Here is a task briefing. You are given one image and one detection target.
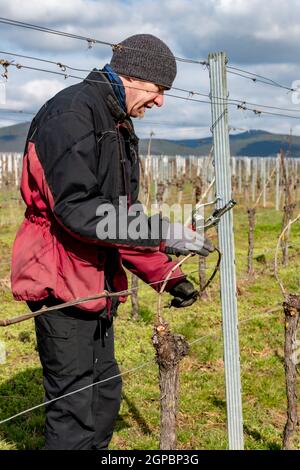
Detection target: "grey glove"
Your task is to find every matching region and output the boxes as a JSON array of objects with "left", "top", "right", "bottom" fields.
[{"left": 164, "top": 222, "right": 214, "bottom": 257}]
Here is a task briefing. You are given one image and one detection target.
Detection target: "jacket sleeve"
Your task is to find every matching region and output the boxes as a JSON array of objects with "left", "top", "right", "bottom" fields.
[
  {"left": 36, "top": 111, "right": 163, "bottom": 248},
  {"left": 119, "top": 247, "right": 186, "bottom": 292}
]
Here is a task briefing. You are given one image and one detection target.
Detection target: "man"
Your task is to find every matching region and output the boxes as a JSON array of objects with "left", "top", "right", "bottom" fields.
[{"left": 11, "top": 34, "right": 214, "bottom": 450}]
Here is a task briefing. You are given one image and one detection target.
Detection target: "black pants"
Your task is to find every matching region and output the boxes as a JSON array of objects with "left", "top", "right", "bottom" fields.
[{"left": 28, "top": 298, "right": 122, "bottom": 450}]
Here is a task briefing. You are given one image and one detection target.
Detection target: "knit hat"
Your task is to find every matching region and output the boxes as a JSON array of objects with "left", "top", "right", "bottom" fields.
[{"left": 110, "top": 34, "right": 177, "bottom": 90}]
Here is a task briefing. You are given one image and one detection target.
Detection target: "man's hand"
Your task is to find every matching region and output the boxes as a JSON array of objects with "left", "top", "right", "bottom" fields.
[
  {"left": 164, "top": 222, "right": 214, "bottom": 257},
  {"left": 169, "top": 280, "right": 198, "bottom": 308}
]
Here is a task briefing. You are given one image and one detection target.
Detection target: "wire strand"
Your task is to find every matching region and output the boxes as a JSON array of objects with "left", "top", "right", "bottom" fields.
[
  {"left": 0, "top": 49, "right": 212, "bottom": 99},
  {"left": 0, "top": 17, "right": 207, "bottom": 66},
  {"left": 3, "top": 59, "right": 300, "bottom": 120},
  {"left": 227, "top": 65, "right": 296, "bottom": 91},
  {"left": 2, "top": 49, "right": 300, "bottom": 116},
  {"left": 0, "top": 360, "right": 155, "bottom": 424},
  {"left": 0, "top": 60, "right": 217, "bottom": 106},
  {"left": 0, "top": 259, "right": 220, "bottom": 327},
  {"left": 227, "top": 68, "right": 296, "bottom": 93},
  {"left": 0, "top": 306, "right": 281, "bottom": 425}
]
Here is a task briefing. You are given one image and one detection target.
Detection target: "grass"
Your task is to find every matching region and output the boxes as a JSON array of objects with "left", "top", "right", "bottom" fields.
[{"left": 0, "top": 189, "right": 299, "bottom": 450}]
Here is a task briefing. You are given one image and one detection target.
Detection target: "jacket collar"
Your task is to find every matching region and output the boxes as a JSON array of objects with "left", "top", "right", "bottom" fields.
[
  {"left": 85, "top": 69, "right": 127, "bottom": 122},
  {"left": 84, "top": 69, "right": 139, "bottom": 144},
  {"left": 103, "top": 64, "right": 126, "bottom": 112}
]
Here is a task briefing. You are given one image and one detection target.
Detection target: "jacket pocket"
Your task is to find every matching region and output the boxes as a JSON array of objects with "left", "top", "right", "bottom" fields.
[
  {"left": 56, "top": 231, "right": 107, "bottom": 312},
  {"left": 35, "top": 312, "right": 78, "bottom": 376},
  {"left": 11, "top": 219, "right": 57, "bottom": 301}
]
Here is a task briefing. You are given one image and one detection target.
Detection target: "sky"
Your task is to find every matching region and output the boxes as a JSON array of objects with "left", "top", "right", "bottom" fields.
[{"left": 0, "top": 0, "right": 300, "bottom": 139}]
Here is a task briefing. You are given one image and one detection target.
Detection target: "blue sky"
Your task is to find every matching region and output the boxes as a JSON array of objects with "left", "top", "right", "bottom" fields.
[{"left": 0, "top": 0, "right": 300, "bottom": 139}]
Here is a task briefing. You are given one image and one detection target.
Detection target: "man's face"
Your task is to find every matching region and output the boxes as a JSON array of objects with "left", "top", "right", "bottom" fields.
[{"left": 121, "top": 78, "right": 165, "bottom": 118}]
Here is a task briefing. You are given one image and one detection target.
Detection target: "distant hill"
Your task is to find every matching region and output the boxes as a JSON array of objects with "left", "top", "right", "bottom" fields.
[
  {"left": 1, "top": 122, "right": 300, "bottom": 157},
  {"left": 0, "top": 122, "right": 31, "bottom": 153},
  {"left": 138, "top": 130, "right": 300, "bottom": 156}
]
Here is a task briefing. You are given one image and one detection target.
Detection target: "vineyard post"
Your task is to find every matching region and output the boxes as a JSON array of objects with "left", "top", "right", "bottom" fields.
[
  {"left": 209, "top": 51, "right": 244, "bottom": 450},
  {"left": 275, "top": 153, "right": 281, "bottom": 211},
  {"left": 261, "top": 158, "right": 266, "bottom": 208},
  {"left": 238, "top": 157, "right": 242, "bottom": 194},
  {"left": 251, "top": 158, "right": 257, "bottom": 202}
]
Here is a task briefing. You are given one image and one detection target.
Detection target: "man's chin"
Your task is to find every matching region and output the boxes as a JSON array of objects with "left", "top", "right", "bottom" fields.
[{"left": 131, "top": 108, "right": 145, "bottom": 119}]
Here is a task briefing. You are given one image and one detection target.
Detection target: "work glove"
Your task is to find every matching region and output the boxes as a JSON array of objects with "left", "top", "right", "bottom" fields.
[
  {"left": 169, "top": 280, "right": 198, "bottom": 308},
  {"left": 164, "top": 222, "right": 214, "bottom": 257}
]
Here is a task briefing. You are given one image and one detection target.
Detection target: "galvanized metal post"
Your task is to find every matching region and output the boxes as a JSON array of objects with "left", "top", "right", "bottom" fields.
[
  {"left": 251, "top": 158, "right": 257, "bottom": 202},
  {"left": 261, "top": 158, "right": 266, "bottom": 208},
  {"left": 275, "top": 153, "right": 281, "bottom": 211},
  {"left": 208, "top": 52, "right": 244, "bottom": 450},
  {"left": 296, "top": 159, "right": 299, "bottom": 202},
  {"left": 238, "top": 158, "right": 242, "bottom": 194}
]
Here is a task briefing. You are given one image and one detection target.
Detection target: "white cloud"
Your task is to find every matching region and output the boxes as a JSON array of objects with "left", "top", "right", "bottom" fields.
[
  {"left": 216, "top": 0, "right": 253, "bottom": 14},
  {"left": 1, "top": 0, "right": 126, "bottom": 25},
  {"left": 20, "top": 79, "right": 65, "bottom": 104},
  {"left": 4, "top": 78, "right": 65, "bottom": 111}
]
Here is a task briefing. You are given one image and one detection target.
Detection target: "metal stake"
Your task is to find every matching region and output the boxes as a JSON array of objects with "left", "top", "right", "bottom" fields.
[{"left": 208, "top": 51, "right": 244, "bottom": 450}]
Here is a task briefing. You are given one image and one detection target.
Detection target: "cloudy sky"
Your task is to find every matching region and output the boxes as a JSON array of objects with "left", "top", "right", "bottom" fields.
[{"left": 0, "top": 0, "right": 300, "bottom": 139}]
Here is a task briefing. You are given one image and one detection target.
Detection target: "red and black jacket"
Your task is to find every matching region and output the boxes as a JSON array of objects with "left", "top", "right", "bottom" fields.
[{"left": 11, "top": 70, "right": 185, "bottom": 312}]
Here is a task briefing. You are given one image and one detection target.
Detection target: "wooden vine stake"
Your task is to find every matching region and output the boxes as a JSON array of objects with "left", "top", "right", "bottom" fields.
[
  {"left": 193, "top": 154, "right": 215, "bottom": 299},
  {"left": 156, "top": 181, "right": 166, "bottom": 212},
  {"left": 280, "top": 149, "right": 296, "bottom": 267},
  {"left": 131, "top": 274, "right": 139, "bottom": 321},
  {"left": 247, "top": 207, "right": 256, "bottom": 275},
  {"left": 152, "top": 255, "right": 191, "bottom": 449},
  {"left": 198, "top": 256, "right": 208, "bottom": 300},
  {"left": 274, "top": 213, "right": 300, "bottom": 449},
  {"left": 196, "top": 178, "right": 215, "bottom": 301},
  {"left": 176, "top": 178, "right": 184, "bottom": 205},
  {"left": 247, "top": 166, "right": 276, "bottom": 275},
  {"left": 282, "top": 294, "right": 300, "bottom": 449}
]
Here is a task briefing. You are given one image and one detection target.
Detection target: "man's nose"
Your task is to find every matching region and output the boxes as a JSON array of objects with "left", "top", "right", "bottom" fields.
[{"left": 154, "top": 93, "right": 164, "bottom": 107}]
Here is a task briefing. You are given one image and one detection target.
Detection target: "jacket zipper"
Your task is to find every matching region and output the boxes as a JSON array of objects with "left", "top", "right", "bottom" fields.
[{"left": 116, "top": 123, "right": 130, "bottom": 207}]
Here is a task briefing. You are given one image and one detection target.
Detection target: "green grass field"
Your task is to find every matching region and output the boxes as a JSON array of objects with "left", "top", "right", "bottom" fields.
[{"left": 0, "top": 188, "right": 299, "bottom": 450}]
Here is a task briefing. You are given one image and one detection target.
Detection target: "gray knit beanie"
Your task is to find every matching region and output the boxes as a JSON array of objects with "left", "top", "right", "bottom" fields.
[{"left": 110, "top": 34, "right": 177, "bottom": 90}]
